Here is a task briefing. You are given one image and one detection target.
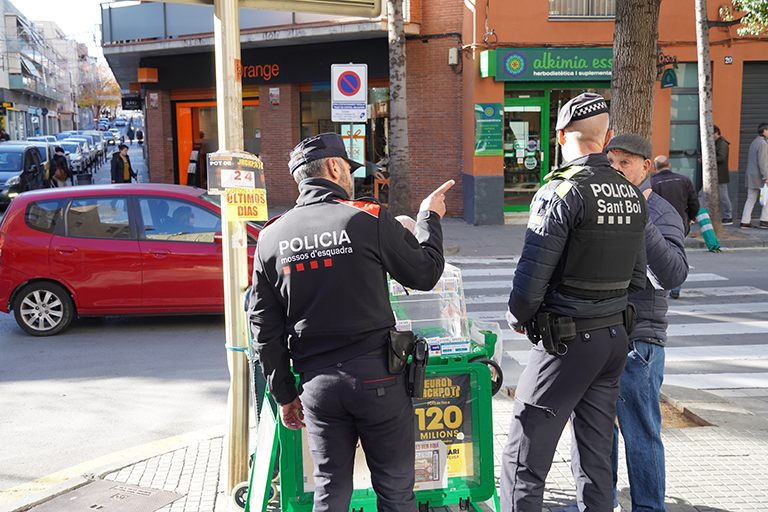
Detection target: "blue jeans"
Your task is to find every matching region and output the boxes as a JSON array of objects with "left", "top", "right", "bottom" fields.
[{"left": 611, "top": 340, "right": 666, "bottom": 512}]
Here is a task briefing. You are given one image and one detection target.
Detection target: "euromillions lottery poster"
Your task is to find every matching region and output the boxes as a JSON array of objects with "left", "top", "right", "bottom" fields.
[{"left": 413, "top": 374, "right": 473, "bottom": 490}]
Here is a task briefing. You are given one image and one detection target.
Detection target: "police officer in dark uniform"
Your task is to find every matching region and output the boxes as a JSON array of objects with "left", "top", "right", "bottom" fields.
[
  {"left": 248, "top": 132, "right": 454, "bottom": 512},
  {"left": 500, "top": 93, "right": 648, "bottom": 511}
]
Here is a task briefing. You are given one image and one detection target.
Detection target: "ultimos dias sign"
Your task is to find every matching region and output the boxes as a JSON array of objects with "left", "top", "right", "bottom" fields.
[{"left": 481, "top": 48, "right": 613, "bottom": 81}]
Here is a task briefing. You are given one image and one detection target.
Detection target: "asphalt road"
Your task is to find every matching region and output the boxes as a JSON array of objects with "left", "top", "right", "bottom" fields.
[{"left": 0, "top": 312, "right": 233, "bottom": 493}]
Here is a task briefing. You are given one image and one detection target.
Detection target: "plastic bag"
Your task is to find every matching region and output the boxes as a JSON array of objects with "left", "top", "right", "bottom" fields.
[{"left": 760, "top": 184, "right": 768, "bottom": 207}]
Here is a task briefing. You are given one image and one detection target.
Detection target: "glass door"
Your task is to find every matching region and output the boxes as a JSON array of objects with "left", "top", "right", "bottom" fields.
[{"left": 503, "top": 100, "right": 548, "bottom": 211}]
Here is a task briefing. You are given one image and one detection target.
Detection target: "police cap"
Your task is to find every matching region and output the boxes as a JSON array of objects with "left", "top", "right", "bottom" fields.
[
  {"left": 555, "top": 92, "right": 610, "bottom": 131},
  {"left": 288, "top": 132, "right": 364, "bottom": 176},
  {"left": 604, "top": 133, "right": 653, "bottom": 161}
]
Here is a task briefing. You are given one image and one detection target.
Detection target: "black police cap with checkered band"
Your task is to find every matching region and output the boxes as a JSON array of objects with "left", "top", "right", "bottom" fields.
[{"left": 555, "top": 92, "right": 610, "bottom": 131}]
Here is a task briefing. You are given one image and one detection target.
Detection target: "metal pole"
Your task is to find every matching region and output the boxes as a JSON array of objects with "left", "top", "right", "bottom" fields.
[{"left": 213, "top": 0, "right": 249, "bottom": 494}]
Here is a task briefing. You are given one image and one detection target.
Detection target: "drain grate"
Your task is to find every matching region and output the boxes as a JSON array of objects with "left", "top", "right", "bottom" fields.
[{"left": 29, "top": 480, "right": 183, "bottom": 512}]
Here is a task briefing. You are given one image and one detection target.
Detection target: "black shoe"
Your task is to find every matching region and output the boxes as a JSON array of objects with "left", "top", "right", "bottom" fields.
[
  {"left": 722, "top": 218, "right": 733, "bottom": 225},
  {"left": 669, "top": 290, "right": 680, "bottom": 299},
  {"left": 741, "top": 222, "right": 754, "bottom": 229}
]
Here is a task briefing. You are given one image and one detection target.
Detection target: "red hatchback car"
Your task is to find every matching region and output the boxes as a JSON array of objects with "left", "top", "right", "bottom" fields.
[{"left": 0, "top": 184, "right": 260, "bottom": 336}]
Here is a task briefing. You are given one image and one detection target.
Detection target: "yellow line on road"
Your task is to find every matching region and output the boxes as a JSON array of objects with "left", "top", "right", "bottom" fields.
[{"left": 0, "top": 425, "right": 226, "bottom": 505}]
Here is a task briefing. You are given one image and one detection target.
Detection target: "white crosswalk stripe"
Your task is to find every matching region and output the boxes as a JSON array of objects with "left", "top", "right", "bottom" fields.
[{"left": 451, "top": 261, "right": 768, "bottom": 391}]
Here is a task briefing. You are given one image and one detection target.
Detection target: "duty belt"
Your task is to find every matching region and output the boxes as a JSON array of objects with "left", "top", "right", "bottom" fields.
[
  {"left": 572, "top": 311, "right": 625, "bottom": 333},
  {"left": 522, "top": 304, "right": 636, "bottom": 356}
]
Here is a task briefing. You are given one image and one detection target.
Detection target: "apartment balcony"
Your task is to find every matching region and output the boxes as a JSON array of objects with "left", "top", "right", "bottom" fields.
[{"left": 9, "top": 74, "right": 67, "bottom": 103}]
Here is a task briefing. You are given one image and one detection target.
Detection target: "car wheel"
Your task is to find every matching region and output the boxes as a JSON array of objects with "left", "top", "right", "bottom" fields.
[{"left": 13, "top": 282, "right": 75, "bottom": 336}]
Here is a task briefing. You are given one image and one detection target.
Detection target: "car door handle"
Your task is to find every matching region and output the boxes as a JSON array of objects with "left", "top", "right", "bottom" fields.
[
  {"left": 149, "top": 249, "right": 171, "bottom": 258},
  {"left": 55, "top": 246, "right": 78, "bottom": 255}
]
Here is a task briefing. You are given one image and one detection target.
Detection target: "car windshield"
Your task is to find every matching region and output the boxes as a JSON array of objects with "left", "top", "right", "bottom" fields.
[
  {"left": 61, "top": 143, "right": 79, "bottom": 153},
  {"left": 0, "top": 152, "right": 23, "bottom": 171}
]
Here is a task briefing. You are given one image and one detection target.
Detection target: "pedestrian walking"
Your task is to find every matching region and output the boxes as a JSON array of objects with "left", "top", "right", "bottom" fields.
[
  {"left": 650, "top": 155, "right": 699, "bottom": 300},
  {"left": 740, "top": 122, "right": 768, "bottom": 228},
  {"left": 137, "top": 129, "right": 143, "bottom": 146},
  {"left": 110, "top": 144, "right": 137, "bottom": 183},
  {"left": 0, "top": 128, "right": 10, "bottom": 141},
  {"left": 127, "top": 127, "right": 135, "bottom": 145},
  {"left": 248, "top": 132, "right": 453, "bottom": 512},
  {"left": 714, "top": 126, "right": 733, "bottom": 224},
  {"left": 604, "top": 134, "right": 688, "bottom": 512},
  {"left": 500, "top": 93, "right": 648, "bottom": 512}
]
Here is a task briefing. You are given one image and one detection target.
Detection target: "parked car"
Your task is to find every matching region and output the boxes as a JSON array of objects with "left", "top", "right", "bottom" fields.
[
  {"left": 29, "top": 135, "right": 57, "bottom": 145},
  {"left": 58, "top": 142, "right": 84, "bottom": 173},
  {"left": 108, "top": 128, "right": 122, "bottom": 144},
  {"left": 0, "top": 144, "right": 46, "bottom": 209},
  {"left": 0, "top": 184, "right": 262, "bottom": 335},
  {"left": 114, "top": 117, "right": 127, "bottom": 127},
  {"left": 55, "top": 131, "right": 80, "bottom": 141},
  {"left": 1, "top": 141, "right": 56, "bottom": 181},
  {"left": 82, "top": 131, "right": 107, "bottom": 160},
  {"left": 61, "top": 137, "right": 95, "bottom": 170}
]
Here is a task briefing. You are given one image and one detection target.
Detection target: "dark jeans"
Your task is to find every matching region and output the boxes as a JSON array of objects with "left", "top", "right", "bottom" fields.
[{"left": 299, "top": 353, "right": 416, "bottom": 512}]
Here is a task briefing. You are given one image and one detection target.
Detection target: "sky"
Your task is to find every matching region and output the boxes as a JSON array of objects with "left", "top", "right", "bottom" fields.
[{"left": 16, "top": 0, "right": 108, "bottom": 59}]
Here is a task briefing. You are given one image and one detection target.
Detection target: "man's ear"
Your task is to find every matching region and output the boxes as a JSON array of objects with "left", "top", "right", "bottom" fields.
[
  {"left": 325, "top": 158, "right": 342, "bottom": 182},
  {"left": 603, "top": 128, "right": 614, "bottom": 147},
  {"left": 643, "top": 158, "right": 653, "bottom": 177},
  {"left": 557, "top": 130, "right": 566, "bottom": 147}
]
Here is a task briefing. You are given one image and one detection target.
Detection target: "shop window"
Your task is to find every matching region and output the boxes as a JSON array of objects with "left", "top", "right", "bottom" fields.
[
  {"left": 548, "top": 88, "right": 610, "bottom": 169},
  {"left": 549, "top": 0, "right": 615, "bottom": 18},
  {"left": 299, "top": 87, "right": 390, "bottom": 200},
  {"left": 668, "top": 63, "right": 700, "bottom": 189}
]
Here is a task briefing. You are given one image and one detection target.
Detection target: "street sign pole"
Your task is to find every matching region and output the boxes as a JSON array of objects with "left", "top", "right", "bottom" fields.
[{"left": 213, "top": 0, "right": 249, "bottom": 494}]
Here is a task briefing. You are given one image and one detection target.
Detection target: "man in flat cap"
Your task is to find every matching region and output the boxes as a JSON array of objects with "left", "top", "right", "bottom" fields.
[
  {"left": 600, "top": 133, "right": 688, "bottom": 512},
  {"left": 248, "top": 132, "right": 454, "bottom": 512},
  {"left": 500, "top": 93, "right": 648, "bottom": 511}
]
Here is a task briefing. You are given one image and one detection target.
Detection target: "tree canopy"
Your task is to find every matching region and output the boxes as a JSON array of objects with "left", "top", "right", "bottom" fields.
[{"left": 721, "top": 0, "right": 768, "bottom": 35}]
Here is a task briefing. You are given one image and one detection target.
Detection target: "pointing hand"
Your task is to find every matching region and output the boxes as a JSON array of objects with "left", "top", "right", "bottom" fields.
[{"left": 420, "top": 180, "right": 456, "bottom": 218}]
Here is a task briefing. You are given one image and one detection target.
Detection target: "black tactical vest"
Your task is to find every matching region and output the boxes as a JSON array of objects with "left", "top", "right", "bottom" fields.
[{"left": 551, "top": 165, "right": 647, "bottom": 299}]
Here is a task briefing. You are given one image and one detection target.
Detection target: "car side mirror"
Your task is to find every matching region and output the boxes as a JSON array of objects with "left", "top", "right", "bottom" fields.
[{"left": 214, "top": 232, "right": 222, "bottom": 245}]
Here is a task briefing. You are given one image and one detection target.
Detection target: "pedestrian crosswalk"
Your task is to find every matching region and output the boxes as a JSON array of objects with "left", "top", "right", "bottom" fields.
[{"left": 449, "top": 258, "right": 768, "bottom": 391}]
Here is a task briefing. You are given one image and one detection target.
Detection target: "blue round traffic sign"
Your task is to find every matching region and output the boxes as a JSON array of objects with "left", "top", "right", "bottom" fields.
[{"left": 338, "top": 71, "right": 362, "bottom": 97}]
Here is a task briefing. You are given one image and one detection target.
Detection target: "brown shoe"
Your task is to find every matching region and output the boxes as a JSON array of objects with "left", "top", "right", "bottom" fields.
[
  {"left": 741, "top": 223, "right": 754, "bottom": 228},
  {"left": 761, "top": 221, "right": 768, "bottom": 229}
]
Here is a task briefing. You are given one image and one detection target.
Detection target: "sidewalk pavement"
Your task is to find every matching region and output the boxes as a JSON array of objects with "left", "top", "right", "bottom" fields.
[{"left": 3, "top": 164, "right": 768, "bottom": 511}]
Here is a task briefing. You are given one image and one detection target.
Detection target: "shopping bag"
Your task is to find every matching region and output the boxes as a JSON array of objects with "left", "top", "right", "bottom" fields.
[{"left": 760, "top": 184, "right": 768, "bottom": 207}]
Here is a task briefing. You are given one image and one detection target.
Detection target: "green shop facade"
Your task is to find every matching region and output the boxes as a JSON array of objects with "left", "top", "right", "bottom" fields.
[{"left": 478, "top": 48, "right": 613, "bottom": 212}]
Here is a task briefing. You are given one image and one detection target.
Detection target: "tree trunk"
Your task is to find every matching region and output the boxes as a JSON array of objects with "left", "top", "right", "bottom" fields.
[
  {"left": 696, "top": 0, "right": 723, "bottom": 237},
  {"left": 611, "top": 0, "right": 663, "bottom": 139},
  {"left": 387, "top": 0, "right": 414, "bottom": 217}
]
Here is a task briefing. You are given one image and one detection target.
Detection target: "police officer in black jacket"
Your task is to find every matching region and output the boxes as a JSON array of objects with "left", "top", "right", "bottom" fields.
[
  {"left": 248, "top": 133, "right": 454, "bottom": 512},
  {"left": 500, "top": 93, "right": 648, "bottom": 511}
]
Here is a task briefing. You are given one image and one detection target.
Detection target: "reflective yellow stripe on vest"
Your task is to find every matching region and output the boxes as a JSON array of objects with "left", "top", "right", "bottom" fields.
[{"left": 554, "top": 166, "right": 584, "bottom": 199}]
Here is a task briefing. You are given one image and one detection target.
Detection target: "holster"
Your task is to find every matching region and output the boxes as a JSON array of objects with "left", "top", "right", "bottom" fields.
[
  {"left": 388, "top": 330, "right": 416, "bottom": 375},
  {"left": 388, "top": 331, "right": 429, "bottom": 397}
]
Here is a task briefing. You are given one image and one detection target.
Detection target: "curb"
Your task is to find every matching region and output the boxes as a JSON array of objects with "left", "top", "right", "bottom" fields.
[
  {"left": 660, "top": 384, "right": 768, "bottom": 430},
  {"left": 0, "top": 427, "right": 229, "bottom": 512}
]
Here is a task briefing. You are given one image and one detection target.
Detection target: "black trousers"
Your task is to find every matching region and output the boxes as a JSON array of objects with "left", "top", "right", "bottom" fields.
[
  {"left": 500, "top": 325, "right": 629, "bottom": 512},
  {"left": 299, "top": 352, "right": 417, "bottom": 512}
]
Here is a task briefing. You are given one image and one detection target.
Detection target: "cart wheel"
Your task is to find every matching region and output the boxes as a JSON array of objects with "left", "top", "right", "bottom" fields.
[
  {"left": 471, "top": 358, "right": 504, "bottom": 396},
  {"left": 231, "top": 481, "right": 248, "bottom": 510},
  {"left": 268, "top": 483, "right": 278, "bottom": 503}
]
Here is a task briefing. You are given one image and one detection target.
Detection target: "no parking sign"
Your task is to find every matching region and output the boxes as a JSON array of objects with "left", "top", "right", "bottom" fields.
[{"left": 331, "top": 63, "right": 368, "bottom": 122}]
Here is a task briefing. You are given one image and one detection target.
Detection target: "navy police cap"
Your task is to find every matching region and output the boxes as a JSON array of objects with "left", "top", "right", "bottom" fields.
[{"left": 288, "top": 132, "right": 364, "bottom": 176}]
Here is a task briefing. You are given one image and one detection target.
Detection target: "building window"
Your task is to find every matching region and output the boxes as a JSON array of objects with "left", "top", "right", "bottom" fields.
[{"left": 549, "top": 0, "right": 615, "bottom": 19}]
